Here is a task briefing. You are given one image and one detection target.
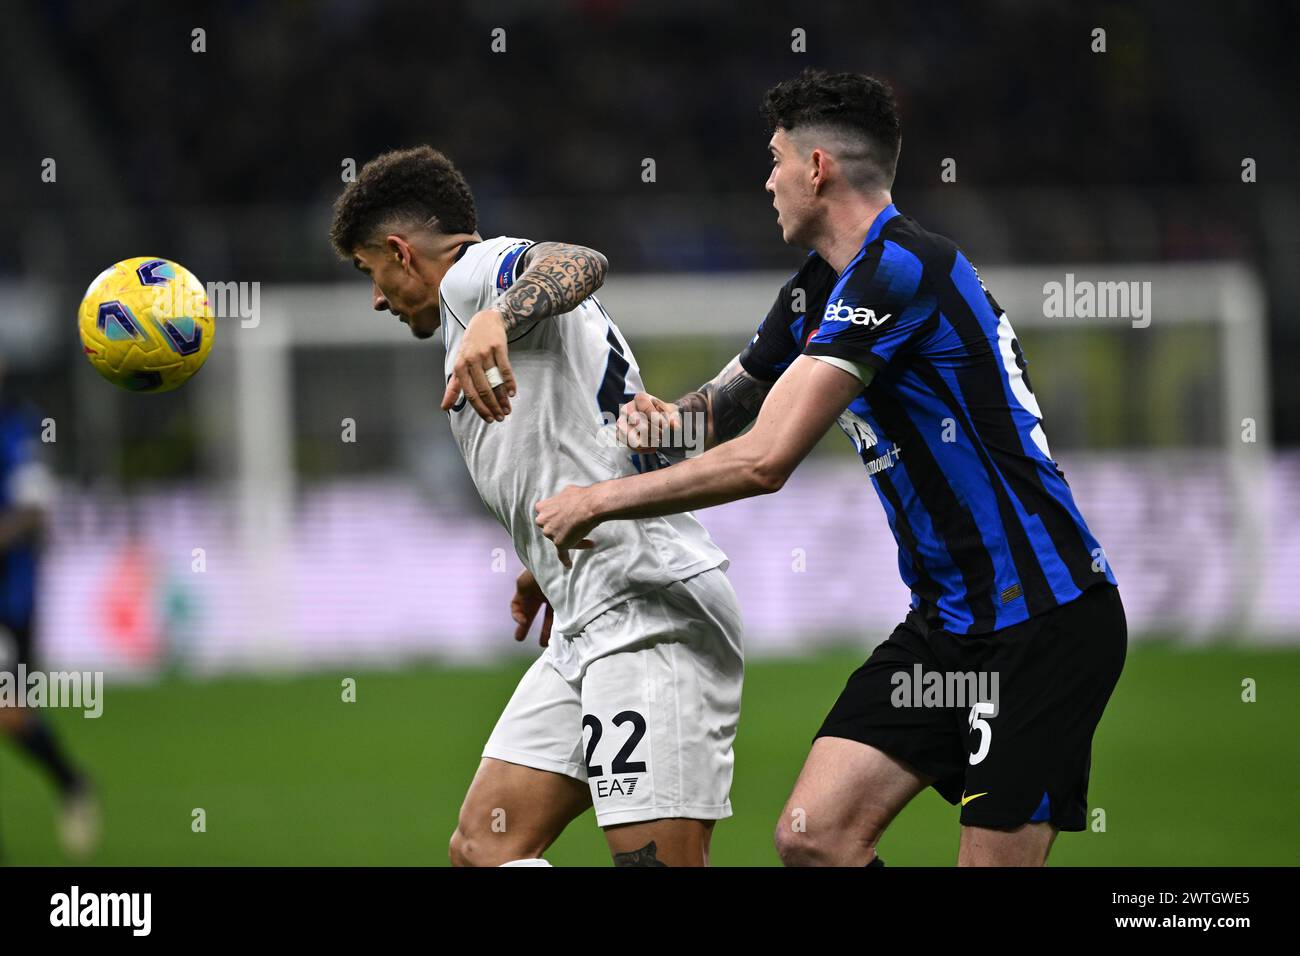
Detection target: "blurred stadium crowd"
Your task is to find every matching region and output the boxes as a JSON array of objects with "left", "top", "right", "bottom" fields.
[{"left": 0, "top": 0, "right": 1296, "bottom": 444}]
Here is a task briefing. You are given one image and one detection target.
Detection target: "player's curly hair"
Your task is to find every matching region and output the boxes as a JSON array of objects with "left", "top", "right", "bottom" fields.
[
  {"left": 329, "top": 146, "right": 477, "bottom": 256},
  {"left": 761, "top": 69, "right": 902, "bottom": 191}
]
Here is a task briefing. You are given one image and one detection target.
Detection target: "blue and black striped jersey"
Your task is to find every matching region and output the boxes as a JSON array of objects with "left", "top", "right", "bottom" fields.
[
  {"left": 0, "top": 404, "right": 43, "bottom": 629},
  {"left": 740, "top": 204, "right": 1116, "bottom": 635}
]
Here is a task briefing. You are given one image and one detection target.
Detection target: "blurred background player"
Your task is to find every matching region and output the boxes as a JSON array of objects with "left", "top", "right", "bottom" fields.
[{"left": 0, "top": 359, "right": 98, "bottom": 861}]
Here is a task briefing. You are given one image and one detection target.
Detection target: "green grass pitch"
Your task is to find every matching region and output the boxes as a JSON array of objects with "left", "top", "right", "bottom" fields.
[{"left": 1, "top": 643, "right": 1296, "bottom": 865}]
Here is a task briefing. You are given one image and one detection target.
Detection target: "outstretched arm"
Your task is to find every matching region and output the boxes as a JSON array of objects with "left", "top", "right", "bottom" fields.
[
  {"left": 538, "top": 355, "right": 868, "bottom": 563},
  {"left": 440, "top": 241, "right": 609, "bottom": 421}
]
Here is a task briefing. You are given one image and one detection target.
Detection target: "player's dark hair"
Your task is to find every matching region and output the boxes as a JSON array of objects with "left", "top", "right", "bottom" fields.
[
  {"left": 329, "top": 145, "right": 477, "bottom": 256},
  {"left": 761, "top": 69, "right": 902, "bottom": 191}
]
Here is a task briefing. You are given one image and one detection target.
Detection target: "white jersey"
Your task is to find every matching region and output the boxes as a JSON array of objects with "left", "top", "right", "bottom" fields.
[{"left": 439, "top": 236, "right": 728, "bottom": 638}]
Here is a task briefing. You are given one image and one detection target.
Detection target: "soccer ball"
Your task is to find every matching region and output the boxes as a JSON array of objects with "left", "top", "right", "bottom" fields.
[{"left": 78, "top": 257, "right": 215, "bottom": 392}]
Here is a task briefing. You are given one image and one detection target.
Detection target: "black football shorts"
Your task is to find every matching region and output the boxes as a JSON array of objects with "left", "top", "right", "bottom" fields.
[
  {"left": 0, "top": 619, "right": 33, "bottom": 672},
  {"left": 815, "top": 582, "right": 1127, "bottom": 831}
]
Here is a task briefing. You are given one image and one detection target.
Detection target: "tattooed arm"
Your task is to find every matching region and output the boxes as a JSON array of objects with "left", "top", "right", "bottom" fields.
[
  {"left": 618, "top": 354, "right": 775, "bottom": 458},
  {"left": 676, "top": 355, "right": 775, "bottom": 448},
  {"left": 493, "top": 241, "right": 608, "bottom": 331},
  {"left": 440, "top": 241, "right": 609, "bottom": 422}
]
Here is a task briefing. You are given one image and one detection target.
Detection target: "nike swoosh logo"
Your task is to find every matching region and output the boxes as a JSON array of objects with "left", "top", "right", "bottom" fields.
[{"left": 960, "top": 792, "right": 989, "bottom": 806}]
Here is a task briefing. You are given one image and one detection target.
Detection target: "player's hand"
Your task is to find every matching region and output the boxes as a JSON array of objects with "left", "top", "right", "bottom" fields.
[
  {"left": 510, "top": 568, "right": 554, "bottom": 647},
  {"left": 440, "top": 308, "right": 517, "bottom": 422},
  {"left": 535, "top": 485, "right": 599, "bottom": 569},
  {"left": 618, "top": 392, "right": 681, "bottom": 453}
]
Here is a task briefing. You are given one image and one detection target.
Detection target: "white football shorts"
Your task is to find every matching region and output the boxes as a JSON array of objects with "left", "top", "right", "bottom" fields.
[{"left": 482, "top": 567, "right": 744, "bottom": 827}]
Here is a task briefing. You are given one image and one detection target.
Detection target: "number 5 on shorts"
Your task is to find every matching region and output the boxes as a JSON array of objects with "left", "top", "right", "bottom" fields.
[{"left": 968, "top": 701, "right": 995, "bottom": 766}]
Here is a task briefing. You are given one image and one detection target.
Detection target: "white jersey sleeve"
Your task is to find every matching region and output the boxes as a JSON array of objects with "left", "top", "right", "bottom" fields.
[
  {"left": 438, "top": 237, "right": 729, "bottom": 641},
  {"left": 439, "top": 237, "right": 535, "bottom": 334}
]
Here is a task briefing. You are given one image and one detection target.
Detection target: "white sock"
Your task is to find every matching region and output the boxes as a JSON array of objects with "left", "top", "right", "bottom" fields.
[{"left": 499, "top": 858, "right": 553, "bottom": 867}]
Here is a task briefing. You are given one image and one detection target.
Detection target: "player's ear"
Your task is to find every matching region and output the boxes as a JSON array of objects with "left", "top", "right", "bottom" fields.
[
  {"left": 809, "top": 148, "right": 830, "bottom": 195},
  {"left": 386, "top": 235, "right": 413, "bottom": 273}
]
